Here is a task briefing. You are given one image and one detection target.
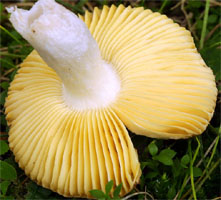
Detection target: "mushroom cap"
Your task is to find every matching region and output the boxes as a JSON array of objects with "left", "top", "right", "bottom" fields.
[{"left": 5, "top": 4, "right": 217, "bottom": 198}]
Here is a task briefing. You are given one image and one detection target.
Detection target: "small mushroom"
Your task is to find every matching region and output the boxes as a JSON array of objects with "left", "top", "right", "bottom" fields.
[{"left": 5, "top": 0, "right": 217, "bottom": 198}]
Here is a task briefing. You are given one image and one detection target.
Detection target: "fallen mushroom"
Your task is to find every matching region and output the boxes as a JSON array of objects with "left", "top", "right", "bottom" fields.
[{"left": 5, "top": 0, "right": 217, "bottom": 198}]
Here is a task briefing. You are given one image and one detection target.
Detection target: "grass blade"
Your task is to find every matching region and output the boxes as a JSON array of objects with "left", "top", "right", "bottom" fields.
[
  {"left": 188, "top": 140, "right": 197, "bottom": 200},
  {"left": 200, "top": 0, "right": 210, "bottom": 49},
  {"left": 0, "top": 25, "right": 23, "bottom": 45}
]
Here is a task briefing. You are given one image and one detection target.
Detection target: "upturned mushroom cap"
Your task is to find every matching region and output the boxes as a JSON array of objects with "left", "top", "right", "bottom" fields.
[{"left": 5, "top": 0, "right": 217, "bottom": 198}]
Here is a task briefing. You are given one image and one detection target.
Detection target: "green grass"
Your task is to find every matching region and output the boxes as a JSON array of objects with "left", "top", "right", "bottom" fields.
[{"left": 0, "top": 0, "right": 220, "bottom": 199}]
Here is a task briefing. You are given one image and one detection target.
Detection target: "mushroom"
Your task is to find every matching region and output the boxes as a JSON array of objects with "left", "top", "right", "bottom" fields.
[{"left": 5, "top": 0, "right": 217, "bottom": 198}]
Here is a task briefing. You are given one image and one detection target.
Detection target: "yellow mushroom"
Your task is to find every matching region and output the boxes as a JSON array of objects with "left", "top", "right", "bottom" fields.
[{"left": 5, "top": 0, "right": 217, "bottom": 198}]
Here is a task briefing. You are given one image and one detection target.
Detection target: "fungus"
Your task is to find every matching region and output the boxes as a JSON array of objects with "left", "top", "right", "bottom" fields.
[{"left": 5, "top": 0, "right": 217, "bottom": 198}]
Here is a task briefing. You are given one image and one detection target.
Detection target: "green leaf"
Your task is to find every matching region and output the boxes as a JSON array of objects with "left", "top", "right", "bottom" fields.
[
  {"left": 181, "top": 154, "right": 190, "bottom": 166},
  {"left": 208, "top": 14, "right": 217, "bottom": 24},
  {"left": 141, "top": 160, "right": 157, "bottom": 170},
  {"left": 154, "top": 149, "right": 176, "bottom": 166},
  {"left": 189, "top": 1, "right": 203, "bottom": 8},
  {"left": 161, "top": 172, "right": 167, "bottom": 180},
  {"left": 167, "top": 185, "right": 176, "bottom": 199},
  {"left": 154, "top": 152, "right": 174, "bottom": 166},
  {"left": 38, "top": 186, "right": 52, "bottom": 197},
  {"left": 4, "top": 157, "right": 17, "bottom": 169},
  {"left": 113, "top": 183, "right": 122, "bottom": 198},
  {"left": 0, "top": 140, "right": 9, "bottom": 155},
  {"left": 148, "top": 142, "right": 158, "bottom": 156},
  {"left": 0, "top": 91, "right": 7, "bottom": 106},
  {"left": 105, "top": 180, "right": 113, "bottom": 195},
  {"left": 193, "top": 167, "right": 203, "bottom": 177},
  {"left": 173, "top": 159, "right": 183, "bottom": 177},
  {"left": 26, "top": 181, "right": 38, "bottom": 195},
  {"left": 0, "top": 180, "right": 11, "bottom": 195},
  {"left": 0, "top": 115, "right": 7, "bottom": 126},
  {"left": 200, "top": 47, "right": 221, "bottom": 80},
  {"left": 0, "top": 82, "right": 9, "bottom": 90},
  {"left": 141, "top": 161, "right": 148, "bottom": 170},
  {"left": 0, "top": 160, "right": 17, "bottom": 180},
  {"left": 146, "top": 171, "right": 158, "bottom": 179},
  {"left": 160, "top": 149, "right": 176, "bottom": 159},
  {"left": 89, "top": 189, "right": 106, "bottom": 199},
  {"left": 10, "top": 70, "right": 18, "bottom": 81}
]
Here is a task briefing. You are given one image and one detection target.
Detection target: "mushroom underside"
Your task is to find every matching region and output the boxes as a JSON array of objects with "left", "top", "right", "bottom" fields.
[{"left": 5, "top": 3, "right": 217, "bottom": 198}]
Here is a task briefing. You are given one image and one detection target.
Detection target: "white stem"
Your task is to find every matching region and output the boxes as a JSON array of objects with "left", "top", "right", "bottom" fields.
[{"left": 7, "top": 0, "right": 120, "bottom": 110}]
